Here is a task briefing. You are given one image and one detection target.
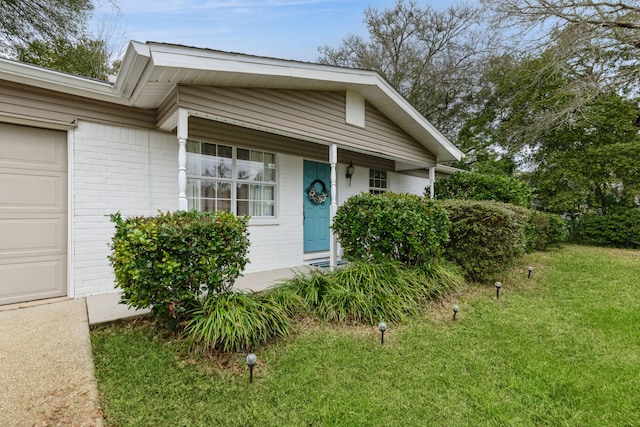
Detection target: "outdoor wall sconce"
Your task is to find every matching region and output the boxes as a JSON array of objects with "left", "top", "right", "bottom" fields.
[
  {"left": 528, "top": 266, "right": 533, "bottom": 279},
  {"left": 346, "top": 161, "right": 355, "bottom": 186},
  {"left": 246, "top": 353, "right": 257, "bottom": 383},
  {"left": 453, "top": 305, "right": 460, "bottom": 320},
  {"left": 378, "top": 321, "right": 387, "bottom": 345}
]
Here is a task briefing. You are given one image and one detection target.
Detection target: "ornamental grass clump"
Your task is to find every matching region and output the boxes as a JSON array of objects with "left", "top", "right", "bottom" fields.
[
  {"left": 279, "top": 260, "right": 465, "bottom": 325},
  {"left": 185, "top": 291, "right": 292, "bottom": 353}
]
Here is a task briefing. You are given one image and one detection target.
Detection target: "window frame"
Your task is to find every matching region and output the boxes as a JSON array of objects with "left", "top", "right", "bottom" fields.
[
  {"left": 369, "top": 169, "right": 389, "bottom": 194},
  {"left": 186, "top": 139, "right": 278, "bottom": 219}
]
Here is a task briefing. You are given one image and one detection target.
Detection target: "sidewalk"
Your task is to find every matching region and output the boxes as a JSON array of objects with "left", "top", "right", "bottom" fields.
[{"left": 0, "top": 299, "right": 103, "bottom": 426}]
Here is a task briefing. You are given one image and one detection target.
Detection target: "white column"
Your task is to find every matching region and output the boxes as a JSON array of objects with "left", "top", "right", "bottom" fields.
[
  {"left": 429, "top": 166, "right": 436, "bottom": 199},
  {"left": 329, "top": 144, "right": 338, "bottom": 270},
  {"left": 177, "top": 109, "right": 189, "bottom": 211}
]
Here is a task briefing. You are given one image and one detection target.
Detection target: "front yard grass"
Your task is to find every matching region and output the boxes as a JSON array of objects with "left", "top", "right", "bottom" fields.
[{"left": 91, "top": 245, "right": 640, "bottom": 426}]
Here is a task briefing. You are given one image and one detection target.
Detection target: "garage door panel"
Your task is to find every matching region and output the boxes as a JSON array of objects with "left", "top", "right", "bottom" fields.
[
  {"left": 0, "top": 171, "right": 67, "bottom": 210},
  {"left": 0, "top": 123, "right": 67, "bottom": 305},
  {"left": 0, "top": 216, "right": 66, "bottom": 256},
  {"left": 0, "top": 257, "right": 66, "bottom": 305},
  {"left": 0, "top": 123, "right": 66, "bottom": 171}
]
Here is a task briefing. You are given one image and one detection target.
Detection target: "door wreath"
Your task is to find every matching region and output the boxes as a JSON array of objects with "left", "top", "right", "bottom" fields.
[{"left": 306, "top": 179, "right": 329, "bottom": 205}]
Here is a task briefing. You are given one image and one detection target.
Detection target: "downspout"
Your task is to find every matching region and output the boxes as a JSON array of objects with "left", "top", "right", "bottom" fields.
[
  {"left": 329, "top": 144, "right": 338, "bottom": 270},
  {"left": 429, "top": 166, "right": 436, "bottom": 199},
  {"left": 177, "top": 108, "right": 189, "bottom": 211}
]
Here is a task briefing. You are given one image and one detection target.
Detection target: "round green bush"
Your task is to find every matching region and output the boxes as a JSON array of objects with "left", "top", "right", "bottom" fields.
[
  {"left": 332, "top": 192, "right": 450, "bottom": 266},
  {"left": 439, "top": 200, "right": 528, "bottom": 282},
  {"left": 109, "top": 210, "right": 250, "bottom": 326}
]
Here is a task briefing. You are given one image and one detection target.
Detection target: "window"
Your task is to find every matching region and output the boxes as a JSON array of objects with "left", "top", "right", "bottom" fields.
[
  {"left": 369, "top": 169, "right": 388, "bottom": 194},
  {"left": 186, "top": 140, "right": 276, "bottom": 217}
]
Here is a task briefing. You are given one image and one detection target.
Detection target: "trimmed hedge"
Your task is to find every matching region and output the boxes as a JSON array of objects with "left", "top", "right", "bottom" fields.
[
  {"left": 528, "top": 210, "right": 567, "bottom": 251},
  {"left": 434, "top": 171, "right": 533, "bottom": 208},
  {"left": 109, "top": 210, "right": 250, "bottom": 325},
  {"left": 438, "top": 200, "right": 528, "bottom": 282},
  {"left": 572, "top": 209, "right": 640, "bottom": 248},
  {"left": 332, "top": 192, "right": 450, "bottom": 266}
]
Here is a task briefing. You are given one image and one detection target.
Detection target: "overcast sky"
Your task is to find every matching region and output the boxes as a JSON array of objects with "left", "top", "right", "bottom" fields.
[{"left": 95, "top": 0, "right": 460, "bottom": 62}]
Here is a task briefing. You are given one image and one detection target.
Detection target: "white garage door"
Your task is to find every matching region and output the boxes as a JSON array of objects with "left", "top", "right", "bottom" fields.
[{"left": 0, "top": 123, "right": 67, "bottom": 305}]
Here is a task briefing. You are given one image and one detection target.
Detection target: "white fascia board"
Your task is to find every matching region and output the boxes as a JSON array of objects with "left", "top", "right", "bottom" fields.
[
  {"left": 0, "top": 57, "right": 125, "bottom": 104},
  {"left": 374, "top": 78, "right": 464, "bottom": 162},
  {"left": 147, "top": 44, "right": 380, "bottom": 86},
  {"left": 112, "top": 41, "right": 151, "bottom": 99}
]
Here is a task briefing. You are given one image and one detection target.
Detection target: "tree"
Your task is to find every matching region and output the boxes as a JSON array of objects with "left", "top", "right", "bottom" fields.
[
  {"left": 318, "top": 0, "right": 500, "bottom": 139},
  {"left": 0, "top": 0, "right": 93, "bottom": 57},
  {"left": 460, "top": 48, "right": 640, "bottom": 214},
  {"left": 482, "top": 0, "right": 640, "bottom": 94},
  {"left": 16, "top": 36, "right": 113, "bottom": 80}
]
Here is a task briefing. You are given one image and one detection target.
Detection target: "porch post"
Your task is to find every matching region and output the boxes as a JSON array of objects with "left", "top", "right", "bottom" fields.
[
  {"left": 329, "top": 144, "right": 338, "bottom": 270},
  {"left": 429, "top": 166, "right": 436, "bottom": 199},
  {"left": 177, "top": 109, "right": 189, "bottom": 211}
]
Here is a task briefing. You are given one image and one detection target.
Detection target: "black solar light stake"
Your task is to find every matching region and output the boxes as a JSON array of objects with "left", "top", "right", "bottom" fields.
[
  {"left": 495, "top": 281, "right": 502, "bottom": 299},
  {"left": 378, "top": 322, "right": 387, "bottom": 345},
  {"left": 528, "top": 266, "right": 533, "bottom": 279},
  {"left": 453, "top": 305, "right": 459, "bottom": 320},
  {"left": 246, "top": 353, "right": 257, "bottom": 383}
]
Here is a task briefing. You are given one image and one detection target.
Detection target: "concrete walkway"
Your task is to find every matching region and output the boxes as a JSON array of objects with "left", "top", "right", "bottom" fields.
[{"left": 0, "top": 299, "right": 103, "bottom": 426}]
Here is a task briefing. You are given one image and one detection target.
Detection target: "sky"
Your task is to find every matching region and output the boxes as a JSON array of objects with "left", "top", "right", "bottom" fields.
[{"left": 94, "top": 0, "right": 459, "bottom": 63}]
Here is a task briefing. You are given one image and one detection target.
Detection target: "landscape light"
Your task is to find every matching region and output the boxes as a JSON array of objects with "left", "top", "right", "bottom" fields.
[
  {"left": 378, "top": 322, "right": 387, "bottom": 345},
  {"left": 528, "top": 266, "right": 533, "bottom": 279},
  {"left": 495, "top": 281, "right": 502, "bottom": 299},
  {"left": 246, "top": 353, "right": 257, "bottom": 383},
  {"left": 452, "top": 304, "right": 459, "bottom": 320}
]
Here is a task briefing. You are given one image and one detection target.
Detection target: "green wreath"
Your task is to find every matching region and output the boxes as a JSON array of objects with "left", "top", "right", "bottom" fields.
[{"left": 306, "top": 179, "right": 329, "bottom": 205}]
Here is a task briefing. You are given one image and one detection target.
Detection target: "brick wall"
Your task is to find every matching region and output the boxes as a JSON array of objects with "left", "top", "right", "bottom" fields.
[{"left": 72, "top": 121, "right": 176, "bottom": 297}]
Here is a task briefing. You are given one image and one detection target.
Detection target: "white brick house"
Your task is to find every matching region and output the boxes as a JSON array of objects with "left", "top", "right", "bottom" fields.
[{"left": 0, "top": 41, "right": 462, "bottom": 312}]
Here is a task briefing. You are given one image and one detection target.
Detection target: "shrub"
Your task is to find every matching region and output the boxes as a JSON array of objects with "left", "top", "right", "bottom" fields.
[
  {"left": 439, "top": 200, "right": 528, "bottom": 282},
  {"left": 527, "top": 211, "right": 567, "bottom": 251},
  {"left": 279, "top": 260, "right": 465, "bottom": 325},
  {"left": 109, "top": 210, "right": 250, "bottom": 326},
  {"left": 185, "top": 291, "right": 291, "bottom": 353},
  {"left": 572, "top": 209, "right": 640, "bottom": 248},
  {"left": 434, "top": 172, "right": 533, "bottom": 208},
  {"left": 332, "top": 192, "right": 450, "bottom": 266}
]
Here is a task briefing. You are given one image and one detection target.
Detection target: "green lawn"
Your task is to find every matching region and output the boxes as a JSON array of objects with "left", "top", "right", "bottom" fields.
[{"left": 91, "top": 245, "right": 640, "bottom": 426}]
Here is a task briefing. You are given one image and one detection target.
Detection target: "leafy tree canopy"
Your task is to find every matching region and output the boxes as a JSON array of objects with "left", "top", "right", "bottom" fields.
[{"left": 0, "top": 0, "right": 93, "bottom": 56}]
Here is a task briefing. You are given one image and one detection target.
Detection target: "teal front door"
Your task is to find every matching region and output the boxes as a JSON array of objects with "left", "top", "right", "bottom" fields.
[{"left": 303, "top": 160, "right": 331, "bottom": 253}]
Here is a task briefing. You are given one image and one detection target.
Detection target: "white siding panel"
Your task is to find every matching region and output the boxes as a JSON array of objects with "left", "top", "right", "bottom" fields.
[
  {"left": 72, "top": 121, "right": 177, "bottom": 297},
  {"left": 391, "top": 173, "right": 430, "bottom": 196},
  {"left": 244, "top": 154, "right": 303, "bottom": 273}
]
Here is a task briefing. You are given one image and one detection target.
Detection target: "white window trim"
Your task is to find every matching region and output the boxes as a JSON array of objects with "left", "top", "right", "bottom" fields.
[
  {"left": 186, "top": 140, "right": 278, "bottom": 219},
  {"left": 369, "top": 168, "right": 389, "bottom": 194}
]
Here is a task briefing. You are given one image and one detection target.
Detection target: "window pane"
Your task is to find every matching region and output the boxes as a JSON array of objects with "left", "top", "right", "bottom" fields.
[
  {"left": 186, "top": 179, "right": 199, "bottom": 211},
  {"left": 201, "top": 143, "right": 217, "bottom": 177},
  {"left": 237, "top": 200, "right": 249, "bottom": 216},
  {"left": 262, "top": 201, "right": 275, "bottom": 216},
  {"left": 217, "top": 182, "right": 231, "bottom": 199},
  {"left": 217, "top": 199, "right": 231, "bottom": 212},
  {"left": 237, "top": 148, "right": 250, "bottom": 180},
  {"left": 201, "top": 180, "right": 216, "bottom": 198},
  {"left": 218, "top": 145, "right": 233, "bottom": 178},
  {"left": 264, "top": 153, "right": 276, "bottom": 182},
  {"left": 251, "top": 151, "right": 264, "bottom": 181},
  {"left": 237, "top": 183, "right": 249, "bottom": 200},
  {"left": 186, "top": 141, "right": 201, "bottom": 176}
]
